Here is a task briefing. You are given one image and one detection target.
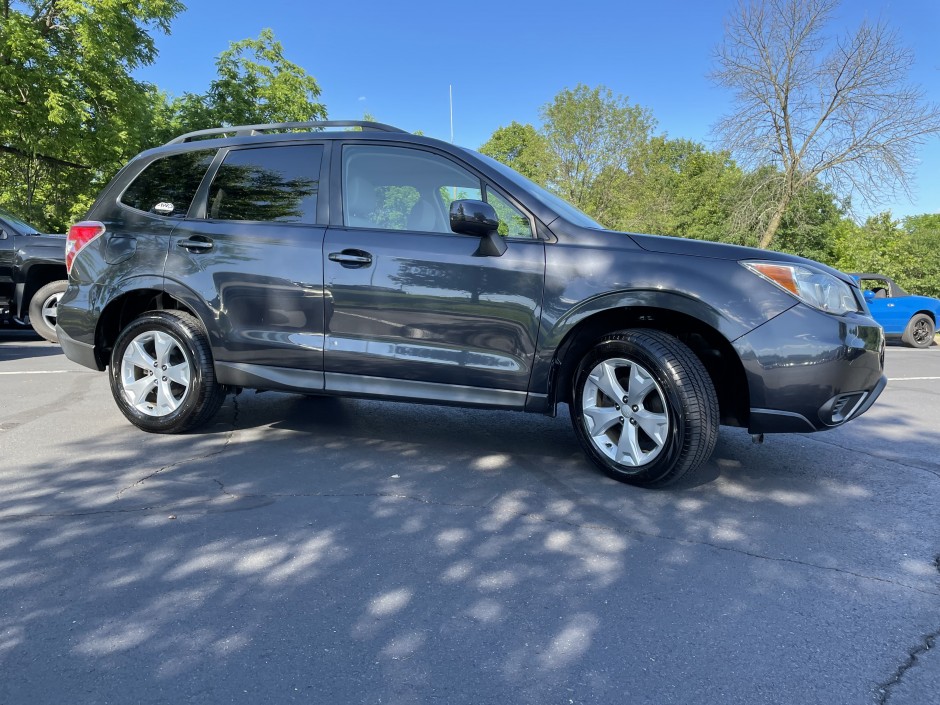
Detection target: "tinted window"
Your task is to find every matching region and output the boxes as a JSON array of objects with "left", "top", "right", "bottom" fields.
[
  {"left": 121, "top": 150, "right": 215, "bottom": 217},
  {"left": 207, "top": 145, "right": 322, "bottom": 223},
  {"left": 486, "top": 186, "right": 534, "bottom": 238},
  {"left": 343, "top": 145, "right": 481, "bottom": 233}
]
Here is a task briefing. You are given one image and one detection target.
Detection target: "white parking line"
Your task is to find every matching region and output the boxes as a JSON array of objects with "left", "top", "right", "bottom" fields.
[
  {"left": 0, "top": 370, "right": 88, "bottom": 375},
  {"left": 889, "top": 376, "right": 940, "bottom": 381}
]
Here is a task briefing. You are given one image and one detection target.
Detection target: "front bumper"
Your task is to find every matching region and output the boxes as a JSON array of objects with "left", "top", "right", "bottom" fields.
[{"left": 733, "top": 304, "right": 886, "bottom": 434}]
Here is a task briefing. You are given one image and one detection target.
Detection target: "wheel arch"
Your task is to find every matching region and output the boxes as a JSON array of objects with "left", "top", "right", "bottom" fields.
[
  {"left": 546, "top": 299, "right": 751, "bottom": 429},
  {"left": 95, "top": 283, "right": 203, "bottom": 366}
]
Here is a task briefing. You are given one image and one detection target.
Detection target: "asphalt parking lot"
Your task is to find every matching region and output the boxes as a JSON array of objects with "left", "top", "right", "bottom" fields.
[{"left": 1, "top": 328, "right": 938, "bottom": 705}]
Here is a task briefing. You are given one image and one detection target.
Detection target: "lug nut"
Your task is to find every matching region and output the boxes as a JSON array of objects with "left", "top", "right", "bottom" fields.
[
  {"left": 615, "top": 405, "right": 621, "bottom": 410},
  {"left": 629, "top": 418, "right": 637, "bottom": 426},
  {"left": 622, "top": 395, "right": 628, "bottom": 403},
  {"left": 162, "top": 376, "right": 167, "bottom": 381},
  {"left": 162, "top": 365, "right": 167, "bottom": 370},
  {"left": 632, "top": 405, "right": 639, "bottom": 412},
  {"left": 619, "top": 416, "right": 624, "bottom": 423}
]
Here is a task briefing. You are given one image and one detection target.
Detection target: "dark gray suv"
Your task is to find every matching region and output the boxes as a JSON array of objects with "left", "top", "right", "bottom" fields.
[{"left": 58, "top": 120, "right": 886, "bottom": 488}]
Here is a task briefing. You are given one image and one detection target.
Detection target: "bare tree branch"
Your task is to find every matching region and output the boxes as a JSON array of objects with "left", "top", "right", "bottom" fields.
[
  {"left": 712, "top": 0, "right": 940, "bottom": 248},
  {"left": 0, "top": 144, "right": 89, "bottom": 170}
]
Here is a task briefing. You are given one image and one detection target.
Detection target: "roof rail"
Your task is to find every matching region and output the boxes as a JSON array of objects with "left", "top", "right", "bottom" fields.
[{"left": 166, "top": 120, "right": 407, "bottom": 145}]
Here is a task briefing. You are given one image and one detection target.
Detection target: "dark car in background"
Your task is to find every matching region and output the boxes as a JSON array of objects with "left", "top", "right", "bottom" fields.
[
  {"left": 57, "top": 121, "right": 886, "bottom": 488},
  {"left": 852, "top": 273, "right": 939, "bottom": 348},
  {"left": 0, "top": 208, "right": 68, "bottom": 342}
]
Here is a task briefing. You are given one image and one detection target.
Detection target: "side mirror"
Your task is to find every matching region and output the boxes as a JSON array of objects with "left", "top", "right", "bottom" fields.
[
  {"left": 0, "top": 229, "right": 8, "bottom": 240},
  {"left": 449, "top": 199, "right": 506, "bottom": 257},
  {"left": 863, "top": 289, "right": 875, "bottom": 302}
]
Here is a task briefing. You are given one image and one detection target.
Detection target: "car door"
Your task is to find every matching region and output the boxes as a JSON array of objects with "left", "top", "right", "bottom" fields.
[
  {"left": 863, "top": 279, "right": 906, "bottom": 334},
  {"left": 0, "top": 217, "right": 16, "bottom": 285},
  {"left": 322, "top": 142, "right": 545, "bottom": 406},
  {"left": 165, "top": 142, "right": 329, "bottom": 380}
]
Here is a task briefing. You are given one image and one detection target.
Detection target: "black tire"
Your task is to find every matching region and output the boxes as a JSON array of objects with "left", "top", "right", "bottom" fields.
[
  {"left": 901, "top": 313, "right": 935, "bottom": 348},
  {"left": 109, "top": 310, "right": 226, "bottom": 433},
  {"left": 569, "top": 329, "right": 719, "bottom": 488},
  {"left": 27, "top": 280, "right": 68, "bottom": 343}
]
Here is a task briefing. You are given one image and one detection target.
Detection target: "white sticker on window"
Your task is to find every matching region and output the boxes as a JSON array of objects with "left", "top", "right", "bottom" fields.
[{"left": 153, "top": 202, "right": 175, "bottom": 214}]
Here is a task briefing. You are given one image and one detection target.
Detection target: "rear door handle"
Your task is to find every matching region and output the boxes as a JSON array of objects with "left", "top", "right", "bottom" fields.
[
  {"left": 328, "top": 249, "right": 372, "bottom": 267},
  {"left": 177, "top": 238, "right": 214, "bottom": 252}
]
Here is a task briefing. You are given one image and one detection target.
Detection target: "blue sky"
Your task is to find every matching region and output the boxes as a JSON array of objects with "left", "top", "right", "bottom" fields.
[{"left": 136, "top": 0, "right": 940, "bottom": 219}]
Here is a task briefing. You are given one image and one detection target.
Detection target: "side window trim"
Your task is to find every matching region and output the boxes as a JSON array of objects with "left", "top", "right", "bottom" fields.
[{"left": 188, "top": 148, "right": 229, "bottom": 219}]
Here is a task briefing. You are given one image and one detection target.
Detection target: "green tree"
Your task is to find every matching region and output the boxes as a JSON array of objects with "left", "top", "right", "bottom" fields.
[
  {"left": 0, "top": 0, "right": 184, "bottom": 229},
  {"left": 168, "top": 28, "right": 326, "bottom": 138},
  {"left": 611, "top": 137, "right": 743, "bottom": 240},
  {"left": 897, "top": 214, "right": 940, "bottom": 297},
  {"left": 540, "top": 84, "right": 656, "bottom": 226},
  {"left": 479, "top": 121, "right": 551, "bottom": 184}
]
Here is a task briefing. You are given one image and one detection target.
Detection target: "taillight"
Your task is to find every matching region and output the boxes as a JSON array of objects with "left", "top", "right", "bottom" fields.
[{"left": 66, "top": 221, "right": 105, "bottom": 274}]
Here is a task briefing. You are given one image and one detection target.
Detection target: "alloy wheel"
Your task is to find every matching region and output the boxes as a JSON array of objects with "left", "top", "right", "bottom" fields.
[
  {"left": 40, "top": 291, "right": 63, "bottom": 331},
  {"left": 580, "top": 357, "right": 670, "bottom": 467},
  {"left": 119, "top": 330, "right": 192, "bottom": 416}
]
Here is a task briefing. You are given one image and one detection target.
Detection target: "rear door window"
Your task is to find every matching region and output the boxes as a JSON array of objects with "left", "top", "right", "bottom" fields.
[
  {"left": 120, "top": 150, "right": 215, "bottom": 217},
  {"left": 206, "top": 145, "right": 322, "bottom": 223}
]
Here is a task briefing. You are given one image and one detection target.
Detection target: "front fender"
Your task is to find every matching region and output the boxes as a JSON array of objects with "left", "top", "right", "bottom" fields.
[{"left": 527, "top": 245, "right": 799, "bottom": 399}]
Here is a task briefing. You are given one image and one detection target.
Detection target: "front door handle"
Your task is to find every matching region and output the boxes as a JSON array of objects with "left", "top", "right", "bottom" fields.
[
  {"left": 328, "top": 249, "right": 372, "bottom": 267},
  {"left": 177, "top": 238, "right": 214, "bottom": 252}
]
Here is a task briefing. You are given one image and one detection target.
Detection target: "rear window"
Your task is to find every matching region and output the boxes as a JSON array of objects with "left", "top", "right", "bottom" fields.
[
  {"left": 120, "top": 150, "right": 215, "bottom": 217},
  {"left": 206, "top": 145, "right": 322, "bottom": 223}
]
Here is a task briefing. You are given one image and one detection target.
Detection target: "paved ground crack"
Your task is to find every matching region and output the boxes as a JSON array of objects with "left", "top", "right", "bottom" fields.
[
  {"left": 876, "top": 626, "right": 940, "bottom": 704},
  {"left": 115, "top": 394, "right": 240, "bottom": 499},
  {"left": 801, "top": 433, "right": 940, "bottom": 481}
]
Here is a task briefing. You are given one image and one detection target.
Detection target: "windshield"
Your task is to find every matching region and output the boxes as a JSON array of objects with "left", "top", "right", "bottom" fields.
[
  {"left": 470, "top": 151, "right": 604, "bottom": 229},
  {"left": 0, "top": 209, "right": 39, "bottom": 235}
]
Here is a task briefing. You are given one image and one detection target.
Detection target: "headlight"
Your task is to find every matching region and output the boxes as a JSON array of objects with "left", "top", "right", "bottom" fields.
[{"left": 742, "top": 261, "right": 861, "bottom": 315}]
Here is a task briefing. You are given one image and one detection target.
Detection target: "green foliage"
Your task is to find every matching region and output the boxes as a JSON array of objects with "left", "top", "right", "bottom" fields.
[
  {"left": 609, "top": 137, "right": 743, "bottom": 240},
  {"left": 828, "top": 212, "right": 940, "bottom": 297},
  {"left": 479, "top": 121, "right": 551, "bottom": 184},
  {"left": 772, "top": 181, "right": 846, "bottom": 263},
  {"left": 0, "top": 0, "right": 184, "bottom": 228},
  {"left": 0, "top": 13, "right": 324, "bottom": 231},
  {"left": 540, "top": 84, "right": 656, "bottom": 227},
  {"left": 167, "top": 28, "right": 326, "bottom": 139}
]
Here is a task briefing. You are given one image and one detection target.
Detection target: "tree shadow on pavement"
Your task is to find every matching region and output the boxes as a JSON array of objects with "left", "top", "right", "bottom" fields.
[{"left": 0, "top": 386, "right": 938, "bottom": 705}]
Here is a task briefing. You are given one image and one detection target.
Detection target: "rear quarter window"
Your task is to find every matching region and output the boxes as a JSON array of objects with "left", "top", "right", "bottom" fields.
[{"left": 120, "top": 150, "right": 216, "bottom": 217}]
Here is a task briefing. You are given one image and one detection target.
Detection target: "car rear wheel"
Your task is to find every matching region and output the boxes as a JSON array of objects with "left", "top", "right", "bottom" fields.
[
  {"left": 570, "top": 329, "right": 719, "bottom": 488},
  {"left": 27, "top": 280, "right": 68, "bottom": 343},
  {"left": 901, "top": 313, "right": 935, "bottom": 348},
  {"left": 109, "top": 310, "right": 226, "bottom": 433}
]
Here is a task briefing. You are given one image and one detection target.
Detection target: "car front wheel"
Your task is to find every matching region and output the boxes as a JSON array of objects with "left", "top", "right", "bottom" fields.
[
  {"left": 570, "top": 329, "right": 719, "bottom": 488},
  {"left": 901, "top": 313, "right": 935, "bottom": 348},
  {"left": 109, "top": 310, "right": 226, "bottom": 433}
]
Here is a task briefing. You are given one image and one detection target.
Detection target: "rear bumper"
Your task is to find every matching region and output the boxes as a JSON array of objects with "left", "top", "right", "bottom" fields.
[
  {"left": 734, "top": 304, "right": 886, "bottom": 434},
  {"left": 57, "top": 324, "right": 103, "bottom": 371}
]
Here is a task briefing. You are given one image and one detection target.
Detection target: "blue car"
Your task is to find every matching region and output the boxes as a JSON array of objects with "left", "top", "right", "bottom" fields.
[{"left": 852, "top": 273, "right": 939, "bottom": 348}]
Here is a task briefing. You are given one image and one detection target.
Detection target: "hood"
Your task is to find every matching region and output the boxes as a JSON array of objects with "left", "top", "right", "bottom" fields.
[{"left": 623, "top": 231, "right": 854, "bottom": 284}]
